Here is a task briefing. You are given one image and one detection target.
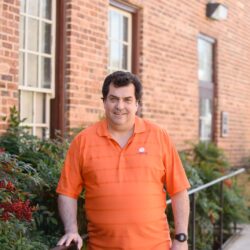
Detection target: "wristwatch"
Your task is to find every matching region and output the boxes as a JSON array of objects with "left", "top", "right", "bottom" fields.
[{"left": 175, "top": 233, "right": 188, "bottom": 242}]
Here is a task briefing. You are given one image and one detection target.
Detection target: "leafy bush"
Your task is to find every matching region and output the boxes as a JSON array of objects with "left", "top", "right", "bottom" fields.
[
  {"left": 0, "top": 107, "right": 70, "bottom": 248},
  {"left": 180, "top": 142, "right": 249, "bottom": 250},
  {"left": 0, "top": 153, "right": 48, "bottom": 249},
  {"left": 0, "top": 107, "right": 248, "bottom": 250}
]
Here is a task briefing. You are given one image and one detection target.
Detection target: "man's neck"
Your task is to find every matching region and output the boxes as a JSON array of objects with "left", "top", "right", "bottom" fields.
[
  {"left": 107, "top": 122, "right": 135, "bottom": 148},
  {"left": 108, "top": 120, "right": 135, "bottom": 135}
]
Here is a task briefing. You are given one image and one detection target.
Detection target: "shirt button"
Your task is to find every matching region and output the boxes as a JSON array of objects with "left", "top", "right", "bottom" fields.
[{"left": 138, "top": 147, "right": 145, "bottom": 153}]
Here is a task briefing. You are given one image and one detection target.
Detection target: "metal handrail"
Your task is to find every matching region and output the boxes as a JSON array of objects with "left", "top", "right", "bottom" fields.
[
  {"left": 51, "top": 168, "right": 246, "bottom": 250},
  {"left": 166, "top": 167, "right": 246, "bottom": 250},
  {"left": 167, "top": 168, "right": 245, "bottom": 204}
]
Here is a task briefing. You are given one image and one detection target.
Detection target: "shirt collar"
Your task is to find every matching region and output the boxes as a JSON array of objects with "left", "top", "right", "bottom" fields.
[{"left": 97, "top": 116, "right": 146, "bottom": 137}]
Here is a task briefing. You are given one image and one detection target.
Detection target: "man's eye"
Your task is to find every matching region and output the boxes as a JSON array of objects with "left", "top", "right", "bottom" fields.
[{"left": 125, "top": 99, "right": 132, "bottom": 103}]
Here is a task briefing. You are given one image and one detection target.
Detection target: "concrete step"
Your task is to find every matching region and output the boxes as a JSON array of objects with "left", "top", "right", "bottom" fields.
[{"left": 223, "top": 224, "right": 250, "bottom": 250}]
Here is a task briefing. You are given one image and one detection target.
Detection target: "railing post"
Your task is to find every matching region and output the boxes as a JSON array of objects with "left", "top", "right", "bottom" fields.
[
  {"left": 233, "top": 221, "right": 237, "bottom": 234},
  {"left": 219, "top": 181, "right": 224, "bottom": 250},
  {"left": 191, "top": 193, "right": 196, "bottom": 250}
]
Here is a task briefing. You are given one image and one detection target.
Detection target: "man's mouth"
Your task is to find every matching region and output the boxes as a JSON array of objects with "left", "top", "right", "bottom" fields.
[{"left": 113, "top": 112, "right": 126, "bottom": 116}]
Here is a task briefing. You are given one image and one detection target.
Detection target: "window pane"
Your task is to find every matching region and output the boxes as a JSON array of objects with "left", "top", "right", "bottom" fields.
[
  {"left": 122, "top": 44, "right": 128, "bottom": 70},
  {"left": 41, "top": 0, "right": 52, "bottom": 20},
  {"left": 41, "top": 57, "right": 51, "bottom": 88},
  {"left": 20, "top": 91, "right": 33, "bottom": 123},
  {"left": 109, "top": 10, "right": 120, "bottom": 40},
  {"left": 20, "top": 0, "right": 26, "bottom": 12},
  {"left": 109, "top": 41, "right": 120, "bottom": 69},
  {"left": 27, "top": 0, "right": 39, "bottom": 16},
  {"left": 41, "top": 22, "right": 51, "bottom": 54},
  {"left": 36, "top": 93, "right": 46, "bottom": 123},
  {"left": 123, "top": 16, "right": 128, "bottom": 42},
  {"left": 20, "top": 16, "right": 25, "bottom": 49},
  {"left": 198, "top": 39, "right": 213, "bottom": 82},
  {"left": 36, "top": 127, "right": 47, "bottom": 138},
  {"left": 27, "top": 54, "right": 38, "bottom": 87},
  {"left": 19, "top": 52, "right": 25, "bottom": 85},
  {"left": 27, "top": 18, "right": 39, "bottom": 51},
  {"left": 199, "top": 98, "right": 212, "bottom": 140}
]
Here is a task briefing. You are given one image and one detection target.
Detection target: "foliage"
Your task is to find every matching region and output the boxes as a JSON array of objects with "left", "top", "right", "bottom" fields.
[
  {"left": 0, "top": 107, "right": 70, "bottom": 248},
  {"left": 179, "top": 142, "right": 249, "bottom": 250},
  {"left": 0, "top": 154, "right": 48, "bottom": 249},
  {"left": 0, "top": 107, "right": 248, "bottom": 249}
]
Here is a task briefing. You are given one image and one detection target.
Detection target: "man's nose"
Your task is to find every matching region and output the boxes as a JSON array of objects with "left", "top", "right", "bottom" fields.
[{"left": 116, "top": 99, "right": 125, "bottom": 109}]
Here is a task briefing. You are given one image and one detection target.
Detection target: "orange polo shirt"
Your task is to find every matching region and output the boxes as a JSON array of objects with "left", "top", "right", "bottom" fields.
[{"left": 56, "top": 117, "right": 190, "bottom": 250}]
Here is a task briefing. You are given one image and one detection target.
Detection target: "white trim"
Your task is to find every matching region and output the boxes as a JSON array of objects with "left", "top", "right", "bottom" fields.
[
  {"left": 19, "top": 49, "right": 52, "bottom": 58},
  {"left": 20, "top": 12, "right": 53, "bottom": 24},
  {"left": 198, "top": 33, "right": 215, "bottom": 44},
  {"left": 110, "top": 0, "right": 137, "bottom": 13},
  {"left": 38, "top": 7, "right": 42, "bottom": 89},
  {"left": 108, "top": 5, "right": 132, "bottom": 72},
  {"left": 51, "top": 0, "right": 56, "bottom": 98},
  {"left": 19, "top": 0, "right": 56, "bottom": 138},
  {"left": 19, "top": 85, "right": 53, "bottom": 94}
]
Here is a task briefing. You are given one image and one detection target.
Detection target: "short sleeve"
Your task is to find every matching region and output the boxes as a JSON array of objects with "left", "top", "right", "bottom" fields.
[
  {"left": 161, "top": 130, "right": 190, "bottom": 197},
  {"left": 56, "top": 135, "right": 84, "bottom": 199}
]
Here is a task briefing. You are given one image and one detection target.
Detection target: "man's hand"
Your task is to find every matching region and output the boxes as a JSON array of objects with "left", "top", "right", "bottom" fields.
[
  {"left": 171, "top": 239, "right": 188, "bottom": 250},
  {"left": 57, "top": 232, "right": 83, "bottom": 250},
  {"left": 57, "top": 195, "right": 82, "bottom": 249}
]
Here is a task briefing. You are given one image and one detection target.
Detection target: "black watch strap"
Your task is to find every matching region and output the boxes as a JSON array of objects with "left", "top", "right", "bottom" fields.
[{"left": 175, "top": 233, "right": 188, "bottom": 242}]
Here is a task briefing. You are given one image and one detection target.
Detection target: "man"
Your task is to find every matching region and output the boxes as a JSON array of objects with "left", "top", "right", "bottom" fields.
[{"left": 56, "top": 71, "right": 190, "bottom": 250}]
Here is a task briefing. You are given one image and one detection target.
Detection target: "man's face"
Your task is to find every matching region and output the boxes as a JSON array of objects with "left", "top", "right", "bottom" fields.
[{"left": 103, "top": 83, "right": 138, "bottom": 129}]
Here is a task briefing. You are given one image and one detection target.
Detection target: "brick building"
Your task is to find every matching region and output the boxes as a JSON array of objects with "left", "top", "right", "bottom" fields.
[{"left": 0, "top": 0, "right": 250, "bottom": 166}]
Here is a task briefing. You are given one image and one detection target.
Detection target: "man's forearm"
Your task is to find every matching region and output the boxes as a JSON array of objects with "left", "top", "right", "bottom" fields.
[
  {"left": 171, "top": 190, "right": 190, "bottom": 234},
  {"left": 58, "top": 194, "right": 78, "bottom": 233}
]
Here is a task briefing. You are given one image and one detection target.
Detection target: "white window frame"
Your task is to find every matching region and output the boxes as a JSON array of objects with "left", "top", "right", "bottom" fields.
[
  {"left": 108, "top": 5, "right": 132, "bottom": 72},
  {"left": 19, "top": 0, "right": 56, "bottom": 138},
  {"left": 198, "top": 34, "right": 215, "bottom": 142}
]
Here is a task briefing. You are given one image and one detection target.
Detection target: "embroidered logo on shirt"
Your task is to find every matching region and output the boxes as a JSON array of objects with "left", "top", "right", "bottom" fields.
[{"left": 138, "top": 147, "right": 146, "bottom": 153}]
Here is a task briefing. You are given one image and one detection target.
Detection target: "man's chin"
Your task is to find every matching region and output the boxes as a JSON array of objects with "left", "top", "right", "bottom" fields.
[
  {"left": 113, "top": 119, "right": 126, "bottom": 125},
  {"left": 110, "top": 117, "right": 127, "bottom": 125}
]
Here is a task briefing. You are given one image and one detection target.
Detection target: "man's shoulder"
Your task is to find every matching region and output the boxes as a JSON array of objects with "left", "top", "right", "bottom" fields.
[
  {"left": 141, "top": 118, "right": 166, "bottom": 133},
  {"left": 73, "top": 120, "right": 104, "bottom": 140}
]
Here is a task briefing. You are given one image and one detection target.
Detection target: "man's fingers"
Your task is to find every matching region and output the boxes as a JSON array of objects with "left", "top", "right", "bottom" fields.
[
  {"left": 76, "top": 236, "right": 83, "bottom": 249},
  {"left": 57, "top": 233, "right": 82, "bottom": 248},
  {"left": 65, "top": 236, "right": 74, "bottom": 246},
  {"left": 57, "top": 234, "right": 68, "bottom": 246}
]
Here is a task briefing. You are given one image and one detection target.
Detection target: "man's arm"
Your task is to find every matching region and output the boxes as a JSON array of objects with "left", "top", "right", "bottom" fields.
[
  {"left": 57, "top": 194, "right": 83, "bottom": 250},
  {"left": 171, "top": 189, "right": 190, "bottom": 250}
]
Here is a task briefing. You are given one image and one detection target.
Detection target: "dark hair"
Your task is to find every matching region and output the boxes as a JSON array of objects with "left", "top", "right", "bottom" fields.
[{"left": 102, "top": 71, "right": 143, "bottom": 102}]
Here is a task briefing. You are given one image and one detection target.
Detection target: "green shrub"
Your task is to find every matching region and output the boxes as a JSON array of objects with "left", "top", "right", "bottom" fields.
[
  {"left": 0, "top": 107, "right": 248, "bottom": 249},
  {"left": 0, "top": 153, "right": 48, "bottom": 249},
  {"left": 0, "top": 107, "right": 88, "bottom": 248},
  {"left": 180, "top": 142, "right": 249, "bottom": 250},
  {"left": 0, "top": 107, "right": 70, "bottom": 247}
]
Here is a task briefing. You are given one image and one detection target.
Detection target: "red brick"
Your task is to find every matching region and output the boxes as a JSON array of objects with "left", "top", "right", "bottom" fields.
[
  {"left": 0, "top": 0, "right": 19, "bottom": 133},
  {"left": 1, "top": 0, "right": 250, "bottom": 167}
]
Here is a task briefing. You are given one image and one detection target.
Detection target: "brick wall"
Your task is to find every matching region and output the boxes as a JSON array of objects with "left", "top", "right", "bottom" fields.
[
  {"left": 64, "top": 0, "right": 109, "bottom": 130},
  {"left": 138, "top": 0, "right": 199, "bottom": 148},
  {"left": 1, "top": 0, "right": 250, "bottom": 166},
  {"left": 63, "top": 0, "right": 200, "bottom": 146},
  {"left": 196, "top": 0, "right": 250, "bottom": 165},
  {"left": 64, "top": 0, "right": 250, "bottom": 165},
  {"left": 0, "top": 0, "right": 19, "bottom": 134}
]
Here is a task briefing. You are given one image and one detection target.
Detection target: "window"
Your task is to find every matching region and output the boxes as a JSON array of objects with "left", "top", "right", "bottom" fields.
[
  {"left": 198, "top": 35, "right": 215, "bottom": 141},
  {"left": 19, "top": 0, "right": 56, "bottom": 138},
  {"left": 108, "top": 4, "right": 132, "bottom": 72}
]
